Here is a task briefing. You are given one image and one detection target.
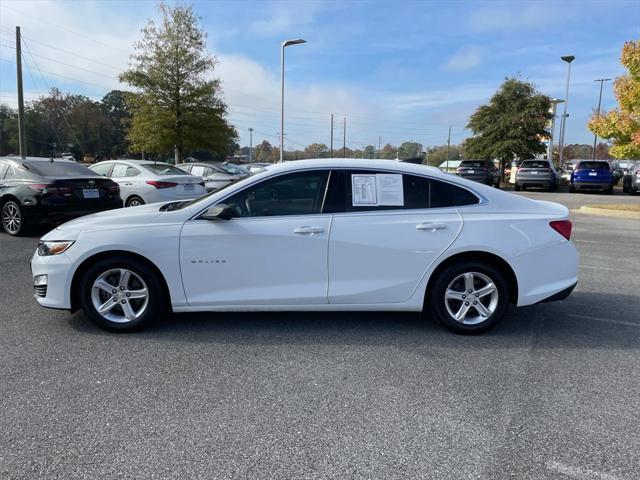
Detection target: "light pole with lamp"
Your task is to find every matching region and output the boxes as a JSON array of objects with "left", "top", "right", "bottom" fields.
[
  {"left": 248, "top": 127, "right": 254, "bottom": 163},
  {"left": 592, "top": 78, "right": 611, "bottom": 160},
  {"left": 280, "top": 38, "right": 306, "bottom": 163},
  {"left": 557, "top": 55, "right": 575, "bottom": 168},
  {"left": 547, "top": 98, "right": 564, "bottom": 164}
]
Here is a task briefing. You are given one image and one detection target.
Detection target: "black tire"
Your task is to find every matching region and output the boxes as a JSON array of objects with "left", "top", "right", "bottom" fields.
[
  {"left": 426, "top": 261, "right": 510, "bottom": 334},
  {"left": 605, "top": 185, "right": 614, "bottom": 195},
  {"left": 569, "top": 185, "right": 576, "bottom": 193},
  {"left": 623, "top": 184, "right": 629, "bottom": 193},
  {"left": 79, "top": 256, "right": 166, "bottom": 332},
  {"left": 125, "top": 196, "right": 145, "bottom": 208},
  {"left": 630, "top": 188, "right": 639, "bottom": 196},
  {"left": 514, "top": 184, "right": 521, "bottom": 191},
  {"left": 494, "top": 181, "right": 500, "bottom": 189},
  {"left": 1, "top": 200, "right": 27, "bottom": 236}
]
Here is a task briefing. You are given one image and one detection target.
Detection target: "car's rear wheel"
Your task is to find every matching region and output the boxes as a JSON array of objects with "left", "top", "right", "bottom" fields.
[
  {"left": 1, "top": 200, "right": 26, "bottom": 236},
  {"left": 427, "top": 262, "right": 509, "bottom": 334},
  {"left": 126, "top": 196, "right": 145, "bottom": 207},
  {"left": 569, "top": 185, "right": 576, "bottom": 193},
  {"left": 605, "top": 185, "right": 614, "bottom": 195},
  {"left": 514, "top": 184, "right": 521, "bottom": 191},
  {"left": 80, "top": 256, "right": 165, "bottom": 332}
]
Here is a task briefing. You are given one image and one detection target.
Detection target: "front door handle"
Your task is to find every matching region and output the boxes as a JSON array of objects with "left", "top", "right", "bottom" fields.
[
  {"left": 416, "top": 222, "right": 447, "bottom": 231},
  {"left": 294, "top": 226, "right": 325, "bottom": 234}
]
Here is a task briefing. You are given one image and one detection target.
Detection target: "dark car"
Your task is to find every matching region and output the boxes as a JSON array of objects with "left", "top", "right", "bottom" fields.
[
  {"left": 455, "top": 160, "right": 500, "bottom": 188},
  {"left": 622, "top": 164, "right": 640, "bottom": 195},
  {"left": 514, "top": 159, "right": 557, "bottom": 192},
  {"left": 570, "top": 160, "right": 614, "bottom": 194},
  {"left": 0, "top": 156, "right": 122, "bottom": 236}
]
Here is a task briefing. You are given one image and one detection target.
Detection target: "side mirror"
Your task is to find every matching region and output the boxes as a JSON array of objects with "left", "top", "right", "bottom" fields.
[{"left": 200, "top": 204, "right": 235, "bottom": 221}]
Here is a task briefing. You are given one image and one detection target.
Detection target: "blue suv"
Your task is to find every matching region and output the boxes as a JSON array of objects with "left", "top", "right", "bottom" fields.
[{"left": 570, "top": 161, "right": 614, "bottom": 194}]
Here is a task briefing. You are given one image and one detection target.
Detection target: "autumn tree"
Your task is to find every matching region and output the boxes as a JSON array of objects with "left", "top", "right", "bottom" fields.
[
  {"left": 120, "top": 2, "right": 237, "bottom": 162},
  {"left": 589, "top": 41, "right": 640, "bottom": 159},
  {"left": 465, "top": 77, "right": 552, "bottom": 174}
]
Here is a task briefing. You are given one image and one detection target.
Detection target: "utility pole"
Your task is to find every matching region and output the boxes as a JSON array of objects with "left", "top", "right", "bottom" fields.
[
  {"left": 330, "top": 114, "right": 334, "bottom": 158},
  {"left": 592, "top": 78, "right": 611, "bottom": 160},
  {"left": 377, "top": 136, "right": 381, "bottom": 159},
  {"left": 342, "top": 117, "right": 346, "bottom": 158},
  {"left": 446, "top": 125, "right": 451, "bottom": 173},
  {"left": 15, "top": 26, "right": 26, "bottom": 158},
  {"left": 248, "top": 127, "right": 254, "bottom": 163}
]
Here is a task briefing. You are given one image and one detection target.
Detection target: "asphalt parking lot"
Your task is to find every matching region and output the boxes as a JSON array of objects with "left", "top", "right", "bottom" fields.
[{"left": 1, "top": 188, "right": 639, "bottom": 479}]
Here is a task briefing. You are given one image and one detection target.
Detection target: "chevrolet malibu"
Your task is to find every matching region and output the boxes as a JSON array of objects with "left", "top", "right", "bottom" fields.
[{"left": 31, "top": 159, "right": 579, "bottom": 334}]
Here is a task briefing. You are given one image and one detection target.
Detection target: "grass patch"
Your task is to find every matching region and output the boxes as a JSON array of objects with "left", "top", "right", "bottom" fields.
[{"left": 587, "top": 204, "right": 640, "bottom": 212}]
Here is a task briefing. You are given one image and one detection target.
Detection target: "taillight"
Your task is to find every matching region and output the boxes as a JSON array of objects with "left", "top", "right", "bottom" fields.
[
  {"left": 550, "top": 220, "right": 572, "bottom": 240},
  {"left": 636, "top": 171, "right": 640, "bottom": 177},
  {"left": 106, "top": 184, "right": 120, "bottom": 194},
  {"left": 146, "top": 181, "right": 177, "bottom": 189},
  {"left": 28, "top": 183, "right": 50, "bottom": 192},
  {"left": 456, "top": 168, "right": 464, "bottom": 173}
]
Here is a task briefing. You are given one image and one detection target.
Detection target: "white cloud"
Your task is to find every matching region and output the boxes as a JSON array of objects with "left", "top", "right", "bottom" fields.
[
  {"left": 444, "top": 46, "right": 483, "bottom": 71},
  {"left": 249, "top": 1, "right": 323, "bottom": 36}
]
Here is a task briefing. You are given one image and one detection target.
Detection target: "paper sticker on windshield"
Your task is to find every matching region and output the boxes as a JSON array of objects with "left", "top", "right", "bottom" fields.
[{"left": 352, "top": 175, "right": 377, "bottom": 205}]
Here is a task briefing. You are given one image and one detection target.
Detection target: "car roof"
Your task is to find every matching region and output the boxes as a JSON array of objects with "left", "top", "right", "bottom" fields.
[
  {"left": 262, "top": 158, "right": 444, "bottom": 177},
  {"left": 0, "top": 155, "right": 75, "bottom": 164}
]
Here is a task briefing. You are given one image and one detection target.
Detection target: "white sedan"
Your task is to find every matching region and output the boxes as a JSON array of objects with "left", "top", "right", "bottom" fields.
[
  {"left": 89, "top": 160, "right": 206, "bottom": 207},
  {"left": 31, "top": 159, "right": 578, "bottom": 334}
]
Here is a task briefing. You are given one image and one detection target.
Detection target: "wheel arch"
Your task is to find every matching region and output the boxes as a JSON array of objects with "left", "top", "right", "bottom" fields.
[
  {"left": 424, "top": 250, "right": 519, "bottom": 306},
  {"left": 70, "top": 250, "right": 172, "bottom": 312}
]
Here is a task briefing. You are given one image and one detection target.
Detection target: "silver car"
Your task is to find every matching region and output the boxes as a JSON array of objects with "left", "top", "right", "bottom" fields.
[
  {"left": 176, "top": 162, "right": 246, "bottom": 192},
  {"left": 515, "top": 160, "right": 558, "bottom": 192},
  {"left": 622, "top": 163, "right": 640, "bottom": 195}
]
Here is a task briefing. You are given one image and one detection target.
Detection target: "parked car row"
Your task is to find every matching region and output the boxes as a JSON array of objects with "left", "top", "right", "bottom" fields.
[{"left": 0, "top": 156, "right": 262, "bottom": 236}]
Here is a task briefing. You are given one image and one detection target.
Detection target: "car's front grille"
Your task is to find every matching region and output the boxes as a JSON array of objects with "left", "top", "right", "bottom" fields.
[{"left": 34, "top": 285, "right": 47, "bottom": 298}]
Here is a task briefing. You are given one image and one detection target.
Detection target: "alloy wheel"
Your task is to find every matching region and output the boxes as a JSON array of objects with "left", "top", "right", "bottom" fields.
[
  {"left": 90, "top": 268, "right": 149, "bottom": 323},
  {"left": 444, "top": 272, "right": 499, "bottom": 325},
  {"left": 2, "top": 203, "right": 22, "bottom": 235}
]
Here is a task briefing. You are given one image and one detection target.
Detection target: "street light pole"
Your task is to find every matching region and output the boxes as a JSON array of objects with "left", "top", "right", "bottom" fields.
[
  {"left": 280, "top": 38, "right": 306, "bottom": 163},
  {"left": 592, "top": 78, "right": 611, "bottom": 160},
  {"left": 248, "top": 127, "right": 254, "bottom": 163},
  {"left": 547, "top": 98, "right": 564, "bottom": 163},
  {"left": 558, "top": 55, "right": 575, "bottom": 167}
]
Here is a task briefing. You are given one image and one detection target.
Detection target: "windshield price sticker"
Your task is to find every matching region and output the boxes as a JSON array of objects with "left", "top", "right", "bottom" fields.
[{"left": 351, "top": 174, "right": 404, "bottom": 206}]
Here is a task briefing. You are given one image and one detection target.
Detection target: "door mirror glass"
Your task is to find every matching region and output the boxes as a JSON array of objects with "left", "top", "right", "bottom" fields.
[{"left": 200, "top": 204, "right": 235, "bottom": 221}]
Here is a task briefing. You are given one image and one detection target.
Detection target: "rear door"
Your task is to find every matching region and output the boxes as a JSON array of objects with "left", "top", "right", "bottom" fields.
[{"left": 324, "top": 170, "right": 467, "bottom": 304}]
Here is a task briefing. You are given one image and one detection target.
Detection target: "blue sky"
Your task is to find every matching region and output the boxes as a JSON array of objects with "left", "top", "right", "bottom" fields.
[{"left": 1, "top": 0, "right": 638, "bottom": 150}]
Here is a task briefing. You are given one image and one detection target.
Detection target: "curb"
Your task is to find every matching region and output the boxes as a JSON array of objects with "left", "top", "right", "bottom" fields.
[{"left": 576, "top": 205, "right": 640, "bottom": 218}]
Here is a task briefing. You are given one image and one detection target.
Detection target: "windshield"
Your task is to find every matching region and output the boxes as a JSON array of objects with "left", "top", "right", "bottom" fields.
[
  {"left": 220, "top": 163, "right": 248, "bottom": 175},
  {"left": 25, "top": 161, "right": 98, "bottom": 177},
  {"left": 521, "top": 161, "right": 550, "bottom": 169},
  {"left": 143, "top": 163, "right": 189, "bottom": 176},
  {"left": 577, "top": 161, "right": 610, "bottom": 170}
]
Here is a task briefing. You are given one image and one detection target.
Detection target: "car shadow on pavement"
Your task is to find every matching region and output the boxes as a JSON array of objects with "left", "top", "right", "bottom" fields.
[{"left": 65, "top": 291, "right": 640, "bottom": 351}]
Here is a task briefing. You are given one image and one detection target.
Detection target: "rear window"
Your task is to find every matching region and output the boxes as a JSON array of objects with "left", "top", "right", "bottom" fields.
[
  {"left": 459, "top": 161, "right": 484, "bottom": 168},
  {"left": 143, "top": 164, "right": 189, "bottom": 176},
  {"left": 24, "top": 161, "right": 97, "bottom": 177},
  {"left": 577, "top": 161, "right": 610, "bottom": 170},
  {"left": 521, "top": 161, "right": 550, "bottom": 169}
]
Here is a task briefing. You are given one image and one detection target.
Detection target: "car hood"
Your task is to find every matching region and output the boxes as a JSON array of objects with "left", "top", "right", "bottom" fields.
[{"left": 42, "top": 202, "right": 173, "bottom": 240}]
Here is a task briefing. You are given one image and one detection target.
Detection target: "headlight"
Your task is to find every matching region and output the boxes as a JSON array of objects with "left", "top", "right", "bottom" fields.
[{"left": 37, "top": 241, "right": 75, "bottom": 256}]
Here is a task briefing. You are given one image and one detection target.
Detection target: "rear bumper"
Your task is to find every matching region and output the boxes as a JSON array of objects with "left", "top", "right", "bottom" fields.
[
  {"left": 516, "top": 174, "right": 555, "bottom": 188},
  {"left": 536, "top": 281, "right": 577, "bottom": 303},
  {"left": 457, "top": 174, "right": 492, "bottom": 184},
  {"left": 22, "top": 199, "right": 122, "bottom": 224},
  {"left": 572, "top": 181, "right": 612, "bottom": 190}
]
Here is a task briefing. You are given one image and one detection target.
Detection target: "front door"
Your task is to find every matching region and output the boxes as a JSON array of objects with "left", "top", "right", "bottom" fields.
[{"left": 179, "top": 170, "right": 331, "bottom": 306}]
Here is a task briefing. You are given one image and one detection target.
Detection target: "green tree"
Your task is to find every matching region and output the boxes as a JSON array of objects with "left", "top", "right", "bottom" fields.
[
  {"left": 464, "top": 77, "right": 551, "bottom": 174},
  {"left": 379, "top": 143, "right": 397, "bottom": 159},
  {"left": 305, "top": 143, "right": 329, "bottom": 158},
  {"left": 120, "top": 2, "right": 237, "bottom": 162},
  {"left": 426, "top": 144, "right": 465, "bottom": 166},
  {"left": 398, "top": 141, "right": 423, "bottom": 160},
  {"left": 363, "top": 145, "right": 376, "bottom": 158},
  {"left": 589, "top": 41, "right": 640, "bottom": 159},
  {"left": 101, "top": 90, "right": 133, "bottom": 157},
  {"left": 254, "top": 140, "right": 273, "bottom": 162}
]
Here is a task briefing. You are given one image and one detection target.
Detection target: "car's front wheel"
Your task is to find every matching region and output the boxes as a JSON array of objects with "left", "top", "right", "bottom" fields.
[
  {"left": 1, "top": 200, "right": 26, "bottom": 236},
  {"left": 80, "top": 256, "right": 165, "bottom": 332},
  {"left": 427, "top": 262, "right": 510, "bottom": 334}
]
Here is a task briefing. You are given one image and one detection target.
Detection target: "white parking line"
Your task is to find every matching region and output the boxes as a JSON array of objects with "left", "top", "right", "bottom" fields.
[
  {"left": 568, "top": 314, "right": 640, "bottom": 328},
  {"left": 546, "top": 461, "right": 623, "bottom": 480}
]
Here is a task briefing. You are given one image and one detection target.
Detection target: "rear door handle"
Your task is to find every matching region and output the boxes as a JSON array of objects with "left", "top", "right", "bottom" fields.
[
  {"left": 416, "top": 222, "right": 447, "bottom": 231},
  {"left": 294, "top": 226, "right": 325, "bottom": 234}
]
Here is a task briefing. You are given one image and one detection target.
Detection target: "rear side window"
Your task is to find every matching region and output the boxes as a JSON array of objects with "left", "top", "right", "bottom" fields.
[
  {"left": 521, "top": 161, "right": 551, "bottom": 169},
  {"left": 111, "top": 164, "right": 140, "bottom": 178},
  {"left": 429, "top": 180, "right": 479, "bottom": 208},
  {"left": 0, "top": 162, "right": 7, "bottom": 179},
  {"left": 577, "top": 161, "right": 610, "bottom": 170},
  {"left": 24, "top": 161, "right": 97, "bottom": 177}
]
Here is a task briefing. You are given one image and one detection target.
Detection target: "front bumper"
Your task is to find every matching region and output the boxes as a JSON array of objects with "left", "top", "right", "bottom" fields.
[{"left": 31, "top": 250, "right": 74, "bottom": 310}]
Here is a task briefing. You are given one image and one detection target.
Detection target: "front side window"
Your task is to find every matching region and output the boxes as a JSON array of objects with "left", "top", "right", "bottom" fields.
[
  {"left": 223, "top": 170, "right": 329, "bottom": 218},
  {"left": 0, "top": 162, "right": 7, "bottom": 179}
]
